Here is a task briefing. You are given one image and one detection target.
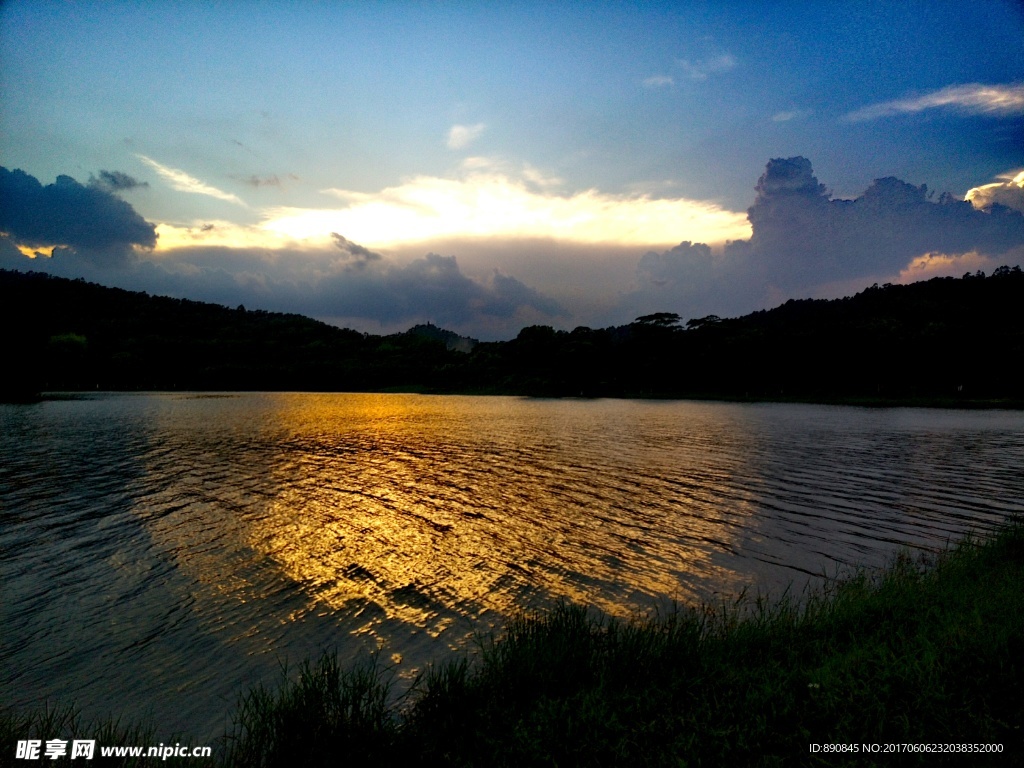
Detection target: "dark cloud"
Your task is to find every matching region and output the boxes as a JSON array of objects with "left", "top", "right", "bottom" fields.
[
  {"left": 620, "top": 157, "right": 1024, "bottom": 324},
  {"left": 238, "top": 174, "right": 281, "bottom": 188},
  {"left": 89, "top": 170, "right": 148, "bottom": 192},
  {"left": 637, "top": 241, "right": 713, "bottom": 290},
  {"left": 331, "top": 233, "right": 382, "bottom": 268},
  {"left": 228, "top": 138, "right": 263, "bottom": 158},
  {"left": 0, "top": 234, "right": 24, "bottom": 262},
  {"left": 739, "top": 156, "right": 1024, "bottom": 290},
  {"left": 489, "top": 272, "right": 567, "bottom": 318},
  {"left": 0, "top": 167, "right": 157, "bottom": 267},
  {"left": 313, "top": 253, "right": 566, "bottom": 326},
  {"left": 620, "top": 240, "right": 759, "bottom": 322},
  {"left": 230, "top": 172, "right": 300, "bottom": 188}
]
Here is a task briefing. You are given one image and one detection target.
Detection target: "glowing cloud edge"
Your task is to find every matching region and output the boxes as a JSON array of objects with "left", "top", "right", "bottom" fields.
[{"left": 257, "top": 171, "right": 751, "bottom": 247}]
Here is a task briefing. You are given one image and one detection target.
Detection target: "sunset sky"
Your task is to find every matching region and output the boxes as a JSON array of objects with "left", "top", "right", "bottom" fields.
[{"left": 2, "top": 1, "right": 1023, "bottom": 339}]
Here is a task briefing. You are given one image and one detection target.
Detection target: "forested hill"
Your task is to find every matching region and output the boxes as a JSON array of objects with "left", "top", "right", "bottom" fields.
[
  {"left": 0, "top": 270, "right": 462, "bottom": 397},
  {"left": 2, "top": 266, "right": 1022, "bottom": 404}
]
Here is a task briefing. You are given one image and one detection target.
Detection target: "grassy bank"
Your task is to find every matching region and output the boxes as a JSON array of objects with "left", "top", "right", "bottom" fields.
[{"left": 5, "top": 521, "right": 1022, "bottom": 766}]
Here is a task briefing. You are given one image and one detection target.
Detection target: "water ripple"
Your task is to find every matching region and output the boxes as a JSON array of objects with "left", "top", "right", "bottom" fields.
[{"left": 2, "top": 394, "right": 1022, "bottom": 740}]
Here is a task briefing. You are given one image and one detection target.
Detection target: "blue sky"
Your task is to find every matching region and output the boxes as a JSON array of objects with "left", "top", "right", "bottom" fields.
[{"left": 2, "top": 1, "right": 1023, "bottom": 338}]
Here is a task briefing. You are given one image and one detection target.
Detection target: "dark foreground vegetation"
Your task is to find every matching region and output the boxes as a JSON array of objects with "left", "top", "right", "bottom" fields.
[
  {"left": 4, "top": 520, "right": 1022, "bottom": 766},
  {"left": 2, "top": 266, "right": 1023, "bottom": 403}
]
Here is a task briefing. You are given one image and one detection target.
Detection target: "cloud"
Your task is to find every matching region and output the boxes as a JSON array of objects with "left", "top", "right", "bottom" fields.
[
  {"left": 262, "top": 166, "right": 749, "bottom": 248},
  {"left": 487, "top": 271, "right": 567, "bottom": 319},
  {"left": 0, "top": 166, "right": 157, "bottom": 267},
  {"left": 521, "top": 163, "right": 564, "bottom": 189},
  {"left": 310, "top": 252, "right": 567, "bottom": 331},
  {"left": 617, "top": 240, "right": 760, "bottom": 324},
  {"left": 281, "top": 251, "right": 567, "bottom": 330},
  {"left": 636, "top": 241, "right": 713, "bottom": 290},
  {"left": 632, "top": 241, "right": 720, "bottom": 311},
  {"left": 232, "top": 173, "right": 297, "bottom": 188},
  {"left": 331, "top": 233, "right": 382, "bottom": 268},
  {"left": 643, "top": 75, "right": 674, "bottom": 88},
  {"left": 136, "top": 154, "right": 248, "bottom": 206},
  {"left": 965, "top": 169, "right": 1024, "bottom": 213},
  {"left": 771, "top": 109, "right": 811, "bottom": 123},
  {"left": 896, "top": 249, "right": 1016, "bottom": 283},
  {"left": 89, "top": 170, "right": 149, "bottom": 192},
  {"left": 843, "top": 82, "right": 1024, "bottom": 122},
  {"left": 228, "top": 138, "right": 262, "bottom": 157},
  {"left": 677, "top": 53, "right": 736, "bottom": 81},
  {"left": 0, "top": 233, "right": 24, "bottom": 261},
  {"left": 447, "top": 123, "right": 486, "bottom": 150},
  {"left": 616, "top": 157, "right": 1024, "bottom": 325},
  {"left": 237, "top": 174, "right": 281, "bottom": 188},
  {"left": 741, "top": 156, "right": 1024, "bottom": 289},
  {"left": 153, "top": 219, "right": 305, "bottom": 251}
]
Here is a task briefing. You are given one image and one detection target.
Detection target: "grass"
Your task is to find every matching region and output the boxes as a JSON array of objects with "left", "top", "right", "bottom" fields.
[
  {"left": 222, "top": 653, "right": 396, "bottom": 766},
  {"left": 4, "top": 520, "right": 1022, "bottom": 766}
]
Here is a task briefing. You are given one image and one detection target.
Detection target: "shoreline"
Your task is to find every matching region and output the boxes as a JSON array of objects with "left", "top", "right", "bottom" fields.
[{"left": 8, "top": 389, "right": 1024, "bottom": 411}]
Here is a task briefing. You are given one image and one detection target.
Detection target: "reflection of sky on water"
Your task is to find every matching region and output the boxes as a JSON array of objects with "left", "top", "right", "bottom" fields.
[{"left": 2, "top": 393, "right": 1022, "bottom": 741}]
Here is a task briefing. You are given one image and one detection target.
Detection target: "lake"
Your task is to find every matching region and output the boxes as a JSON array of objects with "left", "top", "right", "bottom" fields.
[{"left": 2, "top": 393, "right": 1022, "bottom": 741}]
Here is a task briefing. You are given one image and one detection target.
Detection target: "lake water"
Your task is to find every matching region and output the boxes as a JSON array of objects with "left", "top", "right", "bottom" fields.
[{"left": 2, "top": 393, "right": 1022, "bottom": 740}]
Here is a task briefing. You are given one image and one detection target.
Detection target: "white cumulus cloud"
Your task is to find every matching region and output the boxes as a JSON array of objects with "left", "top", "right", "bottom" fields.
[{"left": 965, "top": 169, "right": 1024, "bottom": 213}]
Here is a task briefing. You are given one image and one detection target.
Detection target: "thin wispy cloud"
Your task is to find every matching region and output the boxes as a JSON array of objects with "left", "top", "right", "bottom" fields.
[
  {"left": 677, "top": 53, "right": 736, "bottom": 81},
  {"left": 771, "top": 109, "right": 811, "bottom": 123},
  {"left": 643, "top": 75, "right": 674, "bottom": 88},
  {"left": 843, "top": 83, "right": 1024, "bottom": 122},
  {"left": 446, "top": 123, "right": 486, "bottom": 150},
  {"left": 136, "top": 155, "right": 248, "bottom": 206}
]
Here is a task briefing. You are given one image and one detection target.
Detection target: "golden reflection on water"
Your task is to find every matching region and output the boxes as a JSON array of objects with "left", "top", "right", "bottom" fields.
[{"left": 245, "top": 393, "right": 751, "bottom": 641}]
